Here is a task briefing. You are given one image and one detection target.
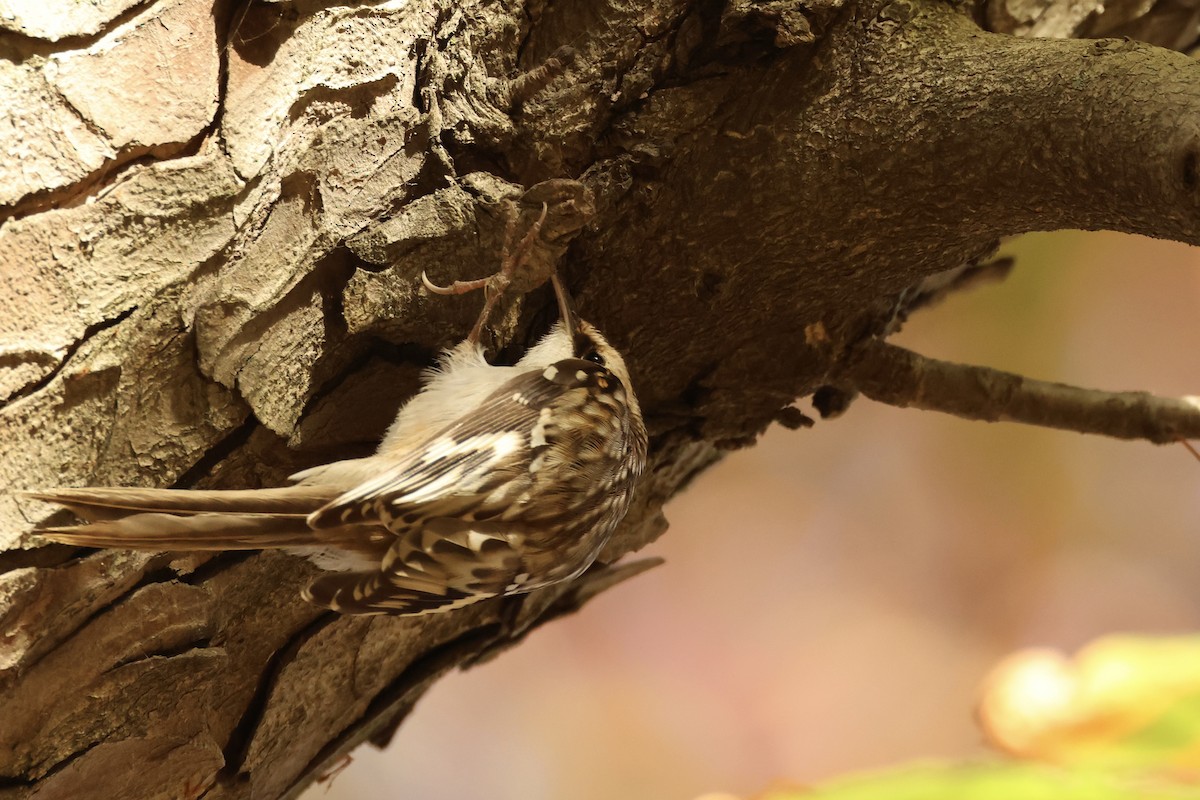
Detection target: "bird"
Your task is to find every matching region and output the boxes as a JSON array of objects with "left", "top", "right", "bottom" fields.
[{"left": 28, "top": 272, "right": 647, "bottom": 615}]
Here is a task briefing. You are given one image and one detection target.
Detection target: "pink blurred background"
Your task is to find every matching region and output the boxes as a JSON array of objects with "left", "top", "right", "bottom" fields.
[{"left": 306, "top": 231, "right": 1200, "bottom": 800}]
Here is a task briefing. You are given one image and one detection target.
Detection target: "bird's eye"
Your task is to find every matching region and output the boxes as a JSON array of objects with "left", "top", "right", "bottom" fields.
[{"left": 584, "top": 351, "right": 606, "bottom": 366}]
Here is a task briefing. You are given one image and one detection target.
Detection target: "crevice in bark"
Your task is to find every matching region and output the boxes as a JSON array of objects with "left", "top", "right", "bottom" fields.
[
  {"left": 207, "top": 247, "right": 359, "bottom": 419},
  {"left": 176, "top": 551, "right": 256, "bottom": 586},
  {"left": 219, "top": 611, "right": 339, "bottom": 776},
  {"left": 211, "top": 1, "right": 240, "bottom": 161},
  {"left": 0, "top": 349, "right": 59, "bottom": 405},
  {"left": 0, "top": 126, "right": 213, "bottom": 227},
  {"left": 5, "top": 550, "right": 187, "bottom": 683},
  {"left": 1, "top": 738, "right": 97, "bottom": 787},
  {"left": 286, "top": 73, "right": 404, "bottom": 126},
  {"left": 1183, "top": 147, "right": 1199, "bottom": 192},
  {"left": 293, "top": 338, "right": 437, "bottom": 433},
  {"left": 170, "top": 416, "right": 259, "bottom": 490},
  {"left": 122, "top": 564, "right": 190, "bottom": 597},
  {"left": 0, "top": 0, "right": 157, "bottom": 60},
  {"left": 284, "top": 622, "right": 504, "bottom": 798},
  {"left": 0, "top": 305, "right": 139, "bottom": 408},
  {"left": 104, "top": 640, "right": 215, "bottom": 676},
  {"left": 0, "top": 544, "right": 80, "bottom": 576}
]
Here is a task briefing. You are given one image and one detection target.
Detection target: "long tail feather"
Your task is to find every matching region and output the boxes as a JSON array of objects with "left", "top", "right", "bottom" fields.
[
  {"left": 25, "top": 486, "right": 340, "bottom": 522},
  {"left": 39, "top": 512, "right": 319, "bottom": 550}
]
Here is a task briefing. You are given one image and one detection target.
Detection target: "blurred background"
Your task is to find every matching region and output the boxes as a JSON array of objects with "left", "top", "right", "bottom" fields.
[{"left": 307, "top": 231, "right": 1200, "bottom": 800}]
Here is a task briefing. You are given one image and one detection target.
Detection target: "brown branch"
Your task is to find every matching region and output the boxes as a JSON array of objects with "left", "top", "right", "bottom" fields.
[
  {"left": 843, "top": 339, "right": 1200, "bottom": 444},
  {"left": 567, "top": 0, "right": 1200, "bottom": 441}
]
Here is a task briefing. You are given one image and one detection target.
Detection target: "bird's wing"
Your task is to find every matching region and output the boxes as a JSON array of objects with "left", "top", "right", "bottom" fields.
[
  {"left": 300, "top": 357, "right": 622, "bottom": 615},
  {"left": 302, "top": 518, "right": 532, "bottom": 615},
  {"left": 307, "top": 357, "right": 615, "bottom": 531}
]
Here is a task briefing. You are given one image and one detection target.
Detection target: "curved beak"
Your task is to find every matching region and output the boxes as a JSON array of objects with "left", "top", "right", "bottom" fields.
[{"left": 550, "top": 273, "right": 579, "bottom": 334}]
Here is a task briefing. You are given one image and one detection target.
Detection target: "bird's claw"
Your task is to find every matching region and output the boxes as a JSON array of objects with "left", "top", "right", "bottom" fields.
[
  {"left": 421, "top": 271, "right": 489, "bottom": 296},
  {"left": 424, "top": 201, "right": 553, "bottom": 344}
]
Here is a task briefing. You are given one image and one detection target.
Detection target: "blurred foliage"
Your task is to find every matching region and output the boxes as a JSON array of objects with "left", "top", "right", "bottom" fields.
[
  {"left": 759, "top": 634, "right": 1200, "bottom": 799},
  {"left": 759, "top": 762, "right": 1200, "bottom": 799},
  {"left": 978, "top": 635, "right": 1200, "bottom": 773}
]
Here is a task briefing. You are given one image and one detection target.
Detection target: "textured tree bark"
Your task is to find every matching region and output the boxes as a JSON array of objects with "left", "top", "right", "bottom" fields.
[{"left": 2, "top": 0, "right": 1199, "bottom": 797}]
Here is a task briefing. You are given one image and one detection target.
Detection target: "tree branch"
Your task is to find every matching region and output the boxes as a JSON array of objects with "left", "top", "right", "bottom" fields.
[
  {"left": 842, "top": 339, "right": 1200, "bottom": 443},
  {"left": 564, "top": 0, "right": 1200, "bottom": 442}
]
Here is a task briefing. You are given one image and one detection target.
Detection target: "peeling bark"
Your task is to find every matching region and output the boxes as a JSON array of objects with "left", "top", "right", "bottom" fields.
[{"left": 2, "top": 0, "right": 1199, "bottom": 796}]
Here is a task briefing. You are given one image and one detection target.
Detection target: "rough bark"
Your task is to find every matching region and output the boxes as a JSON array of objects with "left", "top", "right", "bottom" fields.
[{"left": 2, "top": 0, "right": 1199, "bottom": 797}]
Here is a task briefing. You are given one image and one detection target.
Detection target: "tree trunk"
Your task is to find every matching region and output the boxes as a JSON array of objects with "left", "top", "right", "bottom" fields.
[{"left": 3, "top": 0, "right": 1199, "bottom": 797}]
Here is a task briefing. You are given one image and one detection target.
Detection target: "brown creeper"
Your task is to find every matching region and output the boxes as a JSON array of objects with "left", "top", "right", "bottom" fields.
[{"left": 29, "top": 275, "right": 647, "bottom": 615}]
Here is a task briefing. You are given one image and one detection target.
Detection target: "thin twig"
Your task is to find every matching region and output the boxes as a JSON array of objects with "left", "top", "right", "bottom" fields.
[{"left": 842, "top": 339, "right": 1200, "bottom": 444}]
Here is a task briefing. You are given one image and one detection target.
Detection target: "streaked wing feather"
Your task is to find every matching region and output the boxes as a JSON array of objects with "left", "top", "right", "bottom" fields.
[
  {"left": 302, "top": 517, "right": 528, "bottom": 614},
  {"left": 308, "top": 359, "right": 612, "bottom": 530},
  {"left": 303, "top": 572, "right": 482, "bottom": 615}
]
